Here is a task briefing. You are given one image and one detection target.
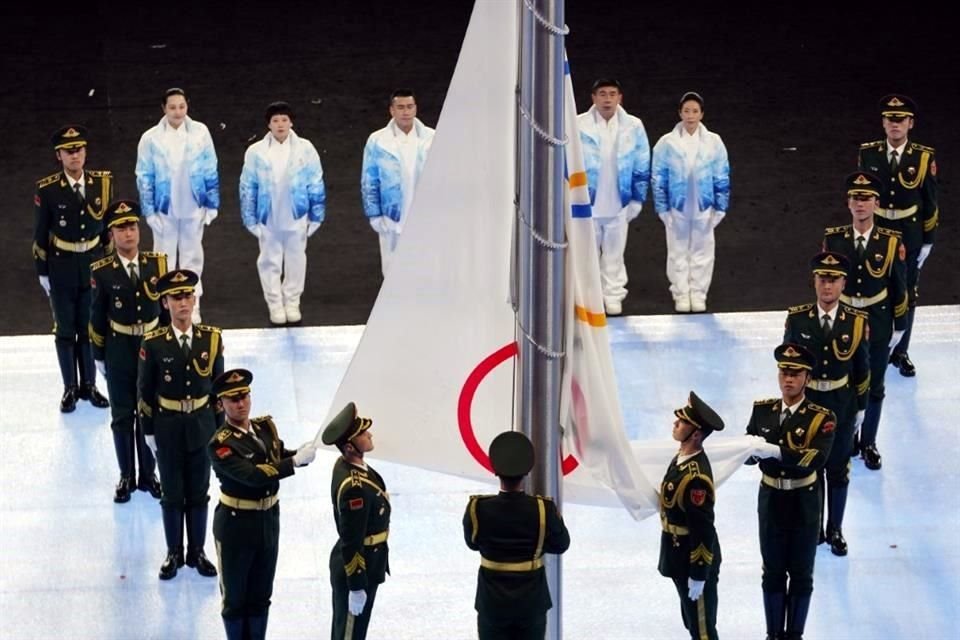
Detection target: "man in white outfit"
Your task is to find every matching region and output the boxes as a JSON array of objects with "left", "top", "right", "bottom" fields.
[
  {"left": 239, "top": 102, "right": 326, "bottom": 325},
  {"left": 651, "top": 92, "right": 730, "bottom": 313},
  {"left": 577, "top": 79, "right": 650, "bottom": 316},
  {"left": 361, "top": 89, "right": 435, "bottom": 277},
  {"left": 136, "top": 88, "right": 220, "bottom": 324}
]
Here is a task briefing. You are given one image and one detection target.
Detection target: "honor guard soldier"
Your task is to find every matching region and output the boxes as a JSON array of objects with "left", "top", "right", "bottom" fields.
[
  {"left": 463, "top": 431, "right": 571, "bottom": 640},
  {"left": 746, "top": 344, "right": 837, "bottom": 640},
  {"left": 658, "top": 392, "right": 724, "bottom": 640},
  {"left": 823, "top": 172, "right": 908, "bottom": 471},
  {"left": 90, "top": 200, "right": 167, "bottom": 503},
  {"left": 784, "top": 252, "right": 869, "bottom": 555},
  {"left": 322, "top": 403, "right": 391, "bottom": 640},
  {"left": 858, "top": 94, "right": 938, "bottom": 377},
  {"left": 138, "top": 269, "right": 223, "bottom": 580},
  {"left": 208, "top": 369, "right": 317, "bottom": 640},
  {"left": 33, "top": 125, "right": 112, "bottom": 412}
]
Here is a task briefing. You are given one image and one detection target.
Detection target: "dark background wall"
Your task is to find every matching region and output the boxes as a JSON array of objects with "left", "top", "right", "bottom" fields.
[{"left": 1, "top": 1, "right": 956, "bottom": 335}]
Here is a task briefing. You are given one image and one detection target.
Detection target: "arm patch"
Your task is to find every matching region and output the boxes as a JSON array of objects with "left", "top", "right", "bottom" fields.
[
  {"left": 348, "top": 497, "right": 364, "bottom": 511},
  {"left": 215, "top": 447, "right": 232, "bottom": 459}
]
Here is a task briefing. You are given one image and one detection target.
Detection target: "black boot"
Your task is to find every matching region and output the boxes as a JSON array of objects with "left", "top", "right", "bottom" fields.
[
  {"left": 826, "top": 485, "right": 849, "bottom": 556},
  {"left": 112, "top": 432, "right": 135, "bottom": 503},
  {"left": 860, "top": 398, "right": 883, "bottom": 470},
  {"left": 247, "top": 611, "right": 269, "bottom": 640},
  {"left": 60, "top": 386, "right": 79, "bottom": 413},
  {"left": 222, "top": 617, "right": 246, "bottom": 640},
  {"left": 78, "top": 384, "right": 110, "bottom": 408},
  {"left": 763, "top": 592, "right": 786, "bottom": 640},
  {"left": 185, "top": 505, "right": 218, "bottom": 577},
  {"left": 159, "top": 506, "right": 184, "bottom": 580},
  {"left": 784, "top": 593, "right": 812, "bottom": 640},
  {"left": 135, "top": 420, "right": 162, "bottom": 498}
]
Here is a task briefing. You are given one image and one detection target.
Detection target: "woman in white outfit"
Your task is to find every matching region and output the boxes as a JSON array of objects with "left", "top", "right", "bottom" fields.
[{"left": 651, "top": 92, "right": 730, "bottom": 313}]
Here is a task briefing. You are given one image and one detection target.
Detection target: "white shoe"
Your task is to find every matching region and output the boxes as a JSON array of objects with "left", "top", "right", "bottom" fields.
[
  {"left": 284, "top": 306, "right": 302, "bottom": 323},
  {"left": 268, "top": 307, "right": 287, "bottom": 325},
  {"left": 604, "top": 300, "right": 622, "bottom": 316},
  {"left": 674, "top": 297, "right": 691, "bottom": 313},
  {"left": 690, "top": 298, "right": 707, "bottom": 313}
]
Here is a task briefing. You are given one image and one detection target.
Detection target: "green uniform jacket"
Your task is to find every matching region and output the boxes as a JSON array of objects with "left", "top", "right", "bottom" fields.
[
  {"left": 137, "top": 324, "right": 224, "bottom": 450},
  {"left": 89, "top": 251, "right": 168, "bottom": 364},
  {"left": 747, "top": 398, "right": 836, "bottom": 479},
  {"left": 329, "top": 458, "right": 391, "bottom": 591},
  {"left": 463, "top": 492, "right": 570, "bottom": 622},
  {"left": 33, "top": 170, "right": 112, "bottom": 284},
  {"left": 858, "top": 140, "right": 938, "bottom": 248},
  {"left": 657, "top": 450, "right": 720, "bottom": 582},
  {"left": 823, "top": 225, "right": 909, "bottom": 329},
  {"left": 784, "top": 302, "right": 870, "bottom": 413},
  {"left": 208, "top": 416, "right": 298, "bottom": 500}
]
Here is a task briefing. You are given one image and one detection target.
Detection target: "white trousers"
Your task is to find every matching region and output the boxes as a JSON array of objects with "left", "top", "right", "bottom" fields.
[
  {"left": 256, "top": 223, "right": 308, "bottom": 311},
  {"left": 153, "top": 213, "right": 206, "bottom": 298},
  {"left": 664, "top": 207, "right": 717, "bottom": 303},
  {"left": 592, "top": 211, "right": 629, "bottom": 305},
  {"left": 378, "top": 230, "right": 400, "bottom": 278}
]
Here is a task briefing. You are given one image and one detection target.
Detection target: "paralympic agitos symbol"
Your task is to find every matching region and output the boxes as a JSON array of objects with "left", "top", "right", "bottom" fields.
[{"left": 457, "top": 342, "right": 580, "bottom": 475}]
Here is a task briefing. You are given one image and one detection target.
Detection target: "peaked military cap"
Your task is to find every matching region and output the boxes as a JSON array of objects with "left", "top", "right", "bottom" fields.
[
  {"left": 674, "top": 391, "right": 724, "bottom": 434},
  {"left": 775, "top": 343, "right": 816, "bottom": 371},
  {"left": 879, "top": 94, "right": 916, "bottom": 119},
  {"left": 213, "top": 369, "right": 253, "bottom": 399},
  {"left": 321, "top": 402, "right": 373, "bottom": 446},
  {"left": 52, "top": 125, "right": 88, "bottom": 150},
  {"left": 265, "top": 101, "right": 294, "bottom": 123},
  {"left": 489, "top": 431, "right": 535, "bottom": 477},
  {"left": 105, "top": 199, "right": 141, "bottom": 229},
  {"left": 810, "top": 251, "right": 849, "bottom": 278},
  {"left": 156, "top": 269, "right": 199, "bottom": 297},
  {"left": 845, "top": 171, "right": 882, "bottom": 198}
]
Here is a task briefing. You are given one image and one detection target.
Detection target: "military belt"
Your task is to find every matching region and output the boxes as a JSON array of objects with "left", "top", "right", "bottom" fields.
[
  {"left": 762, "top": 472, "right": 817, "bottom": 491},
  {"left": 363, "top": 531, "right": 389, "bottom": 546},
  {"left": 52, "top": 235, "right": 100, "bottom": 253},
  {"left": 480, "top": 556, "right": 544, "bottom": 572},
  {"left": 806, "top": 374, "right": 849, "bottom": 392},
  {"left": 158, "top": 395, "right": 209, "bottom": 413},
  {"left": 841, "top": 290, "right": 887, "bottom": 309},
  {"left": 220, "top": 493, "right": 278, "bottom": 511},
  {"left": 876, "top": 204, "right": 918, "bottom": 220},
  {"left": 661, "top": 520, "right": 689, "bottom": 536},
  {"left": 110, "top": 317, "right": 159, "bottom": 336}
]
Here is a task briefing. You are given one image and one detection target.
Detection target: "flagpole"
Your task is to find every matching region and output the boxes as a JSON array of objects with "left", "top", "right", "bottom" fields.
[{"left": 517, "top": 0, "right": 566, "bottom": 638}]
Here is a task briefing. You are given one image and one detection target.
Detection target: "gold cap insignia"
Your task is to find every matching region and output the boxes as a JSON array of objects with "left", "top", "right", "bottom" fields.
[
  {"left": 225, "top": 371, "right": 244, "bottom": 383},
  {"left": 853, "top": 174, "right": 871, "bottom": 185},
  {"left": 115, "top": 202, "right": 132, "bottom": 214},
  {"left": 821, "top": 255, "right": 840, "bottom": 266},
  {"left": 63, "top": 128, "right": 81, "bottom": 138},
  {"left": 783, "top": 346, "right": 802, "bottom": 358},
  {"left": 171, "top": 271, "right": 189, "bottom": 283},
  {"left": 886, "top": 97, "right": 905, "bottom": 107}
]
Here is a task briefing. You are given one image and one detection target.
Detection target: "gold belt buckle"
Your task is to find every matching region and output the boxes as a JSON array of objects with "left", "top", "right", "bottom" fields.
[{"left": 180, "top": 399, "right": 192, "bottom": 412}]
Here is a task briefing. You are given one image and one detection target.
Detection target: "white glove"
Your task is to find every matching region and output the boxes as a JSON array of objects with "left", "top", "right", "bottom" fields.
[
  {"left": 203, "top": 209, "right": 218, "bottom": 226},
  {"left": 657, "top": 211, "right": 670, "bottom": 226},
  {"left": 917, "top": 243, "right": 932, "bottom": 269},
  {"left": 623, "top": 201, "right": 643, "bottom": 222},
  {"left": 687, "top": 578, "right": 705, "bottom": 601},
  {"left": 348, "top": 589, "right": 367, "bottom": 616},
  {"left": 146, "top": 435, "right": 158, "bottom": 456},
  {"left": 307, "top": 221, "right": 322, "bottom": 237},
  {"left": 888, "top": 329, "right": 905, "bottom": 351},
  {"left": 711, "top": 211, "right": 726, "bottom": 229},
  {"left": 292, "top": 442, "right": 317, "bottom": 467},
  {"left": 145, "top": 214, "right": 164, "bottom": 235},
  {"left": 95, "top": 360, "right": 106, "bottom": 377},
  {"left": 754, "top": 441, "right": 782, "bottom": 460},
  {"left": 246, "top": 225, "right": 262, "bottom": 239},
  {"left": 38, "top": 275, "right": 51, "bottom": 296},
  {"left": 369, "top": 216, "right": 387, "bottom": 234},
  {"left": 854, "top": 410, "right": 865, "bottom": 430}
]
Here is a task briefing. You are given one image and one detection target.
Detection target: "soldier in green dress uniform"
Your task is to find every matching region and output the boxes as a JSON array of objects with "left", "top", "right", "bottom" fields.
[
  {"left": 322, "top": 403, "right": 391, "bottom": 640},
  {"left": 33, "top": 124, "right": 111, "bottom": 412},
  {"left": 746, "top": 344, "right": 837, "bottom": 640},
  {"left": 208, "top": 369, "right": 317, "bottom": 640},
  {"left": 857, "top": 94, "right": 938, "bottom": 377},
  {"left": 658, "top": 391, "right": 724, "bottom": 640},
  {"left": 463, "top": 431, "right": 571, "bottom": 640},
  {"left": 138, "top": 269, "right": 223, "bottom": 580},
  {"left": 90, "top": 199, "right": 166, "bottom": 503}
]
